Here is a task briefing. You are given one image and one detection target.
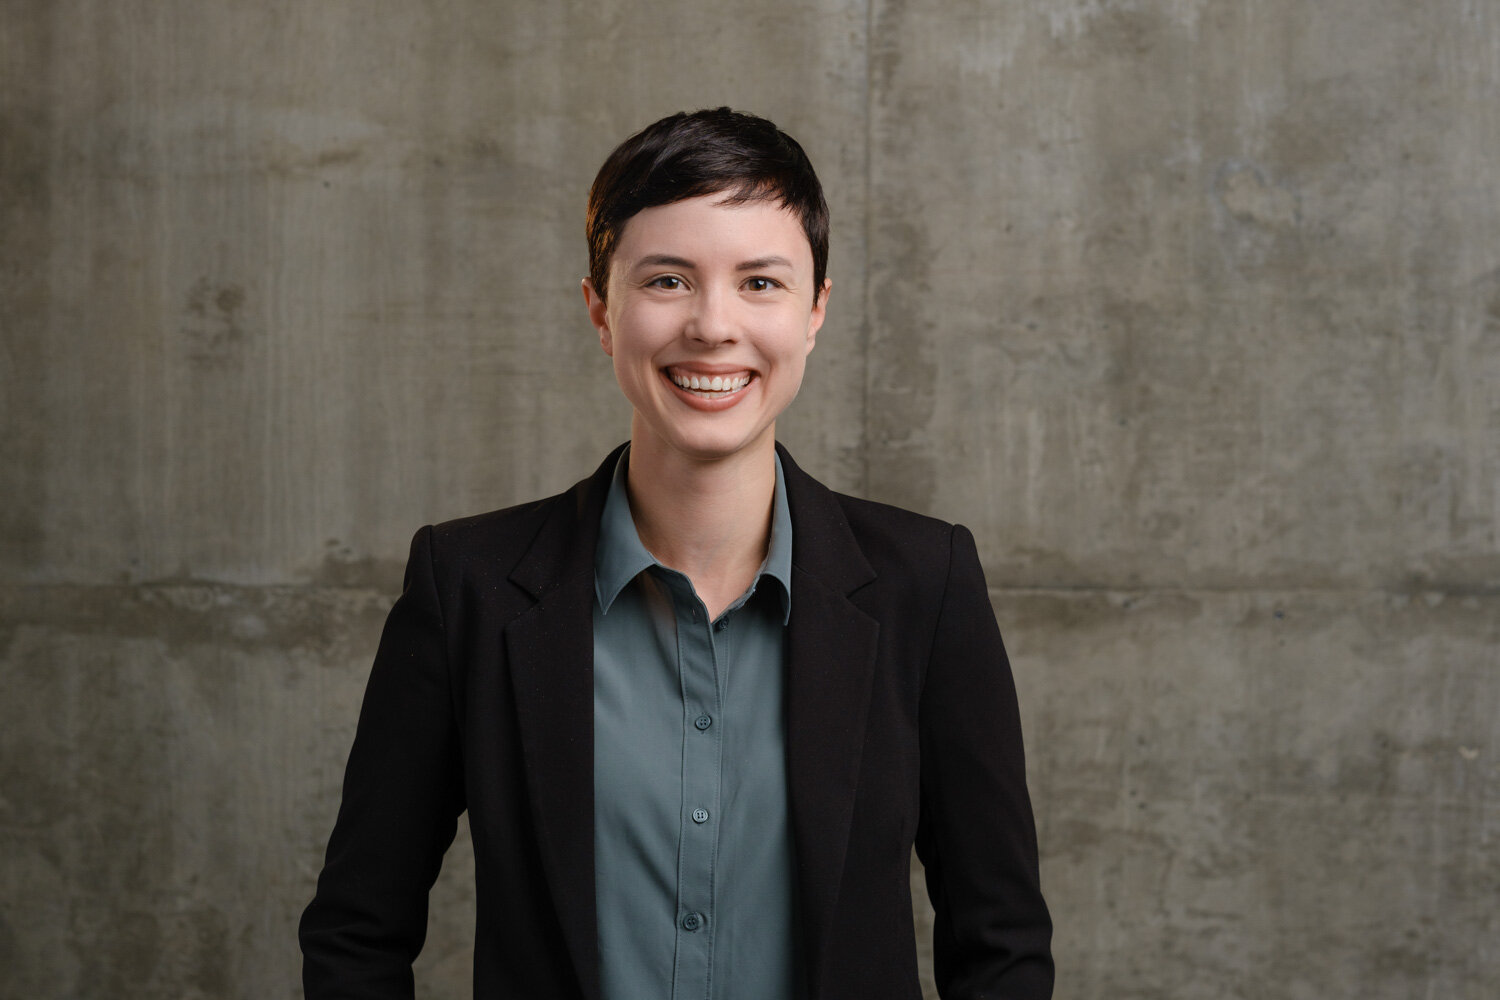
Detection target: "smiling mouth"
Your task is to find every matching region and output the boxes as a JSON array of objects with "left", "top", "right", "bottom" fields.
[{"left": 666, "top": 369, "right": 754, "bottom": 399}]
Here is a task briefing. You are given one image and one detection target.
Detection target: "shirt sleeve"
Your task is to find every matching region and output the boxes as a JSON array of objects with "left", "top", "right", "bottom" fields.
[
  {"left": 299, "top": 525, "right": 466, "bottom": 999},
  {"left": 915, "top": 523, "right": 1055, "bottom": 999}
]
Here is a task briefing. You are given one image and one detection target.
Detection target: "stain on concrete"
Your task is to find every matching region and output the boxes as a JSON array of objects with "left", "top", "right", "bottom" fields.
[
  {"left": 0, "top": 913, "right": 14, "bottom": 983},
  {"left": 1046, "top": 0, "right": 1171, "bottom": 57},
  {"left": 869, "top": 0, "right": 907, "bottom": 96},
  {"left": 1217, "top": 163, "right": 1300, "bottom": 230},
  {"left": 1210, "top": 160, "right": 1308, "bottom": 280},
  {"left": 0, "top": 735, "right": 72, "bottom": 831},
  {"left": 1372, "top": 937, "right": 1436, "bottom": 982},
  {"left": 310, "top": 539, "right": 408, "bottom": 592},
  {"left": 76, "top": 910, "right": 162, "bottom": 992},
  {"left": 865, "top": 214, "right": 939, "bottom": 513},
  {"left": 313, "top": 146, "right": 362, "bottom": 170},
  {"left": 64, "top": 902, "right": 230, "bottom": 997},
  {"left": 166, "top": 906, "right": 233, "bottom": 997},
  {"left": 0, "top": 6, "right": 55, "bottom": 576},
  {"left": 0, "top": 582, "right": 392, "bottom": 662},
  {"left": 1263, "top": 73, "right": 1389, "bottom": 178},
  {"left": 1462, "top": 264, "right": 1500, "bottom": 341},
  {"left": 181, "top": 276, "right": 257, "bottom": 367}
]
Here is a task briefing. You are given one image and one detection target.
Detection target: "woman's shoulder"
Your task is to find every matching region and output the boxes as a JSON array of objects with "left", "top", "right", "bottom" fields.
[
  {"left": 428, "top": 490, "right": 572, "bottom": 550},
  {"left": 423, "top": 446, "right": 624, "bottom": 572},
  {"left": 829, "top": 489, "right": 974, "bottom": 584},
  {"left": 777, "top": 443, "right": 974, "bottom": 589}
]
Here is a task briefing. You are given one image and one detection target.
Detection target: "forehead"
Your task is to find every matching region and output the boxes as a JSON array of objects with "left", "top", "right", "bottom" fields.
[{"left": 612, "top": 193, "right": 812, "bottom": 268}]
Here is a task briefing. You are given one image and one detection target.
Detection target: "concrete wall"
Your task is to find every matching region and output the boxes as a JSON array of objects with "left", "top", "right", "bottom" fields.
[{"left": 2, "top": 1, "right": 1495, "bottom": 997}]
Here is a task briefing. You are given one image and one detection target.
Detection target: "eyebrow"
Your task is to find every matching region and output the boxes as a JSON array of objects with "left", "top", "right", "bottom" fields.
[
  {"left": 736, "top": 255, "right": 795, "bottom": 271},
  {"left": 628, "top": 254, "right": 797, "bottom": 272},
  {"left": 632, "top": 254, "right": 695, "bottom": 270}
]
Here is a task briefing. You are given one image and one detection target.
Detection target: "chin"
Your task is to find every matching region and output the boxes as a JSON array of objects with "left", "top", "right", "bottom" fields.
[{"left": 648, "top": 423, "right": 776, "bottom": 465}]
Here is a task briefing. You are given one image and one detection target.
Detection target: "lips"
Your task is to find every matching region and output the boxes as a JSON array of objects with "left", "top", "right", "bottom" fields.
[{"left": 665, "top": 367, "right": 754, "bottom": 398}]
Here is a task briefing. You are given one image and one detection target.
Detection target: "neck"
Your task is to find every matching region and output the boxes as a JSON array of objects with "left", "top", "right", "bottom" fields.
[{"left": 624, "top": 424, "right": 778, "bottom": 619}]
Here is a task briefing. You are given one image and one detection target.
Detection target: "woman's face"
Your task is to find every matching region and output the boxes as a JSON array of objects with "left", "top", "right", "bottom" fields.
[{"left": 583, "top": 193, "right": 830, "bottom": 466}]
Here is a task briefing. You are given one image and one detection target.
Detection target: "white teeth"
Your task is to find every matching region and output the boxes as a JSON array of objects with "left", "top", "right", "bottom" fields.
[{"left": 669, "top": 372, "right": 751, "bottom": 395}]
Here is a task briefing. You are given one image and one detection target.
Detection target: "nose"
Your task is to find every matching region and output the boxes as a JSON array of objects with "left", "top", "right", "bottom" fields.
[{"left": 686, "top": 285, "right": 740, "bottom": 347}]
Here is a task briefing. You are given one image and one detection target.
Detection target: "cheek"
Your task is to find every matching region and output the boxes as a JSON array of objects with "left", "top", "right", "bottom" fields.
[
  {"left": 776, "top": 318, "right": 817, "bottom": 361},
  {"left": 611, "top": 304, "right": 672, "bottom": 356}
]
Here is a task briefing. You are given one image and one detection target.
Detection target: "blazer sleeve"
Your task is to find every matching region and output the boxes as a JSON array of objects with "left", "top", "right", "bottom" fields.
[
  {"left": 299, "top": 526, "right": 466, "bottom": 999},
  {"left": 915, "top": 524, "right": 1054, "bottom": 999}
]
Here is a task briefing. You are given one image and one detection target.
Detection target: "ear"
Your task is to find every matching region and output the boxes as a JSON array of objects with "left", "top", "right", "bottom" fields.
[
  {"left": 804, "top": 278, "right": 831, "bottom": 355},
  {"left": 582, "top": 277, "right": 613, "bottom": 356}
]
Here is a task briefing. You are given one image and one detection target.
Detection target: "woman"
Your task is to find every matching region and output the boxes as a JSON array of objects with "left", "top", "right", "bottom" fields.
[{"left": 301, "top": 107, "right": 1053, "bottom": 1000}]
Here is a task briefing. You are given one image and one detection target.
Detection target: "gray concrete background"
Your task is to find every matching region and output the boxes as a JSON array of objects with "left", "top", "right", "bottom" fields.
[{"left": 2, "top": 1, "right": 1496, "bottom": 997}]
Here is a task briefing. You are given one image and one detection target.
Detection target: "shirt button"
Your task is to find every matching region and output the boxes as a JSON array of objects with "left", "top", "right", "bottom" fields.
[
  {"left": 714, "top": 619, "right": 727, "bottom": 632},
  {"left": 692, "top": 807, "right": 709, "bottom": 824},
  {"left": 694, "top": 715, "right": 712, "bottom": 731},
  {"left": 681, "top": 912, "right": 704, "bottom": 932}
]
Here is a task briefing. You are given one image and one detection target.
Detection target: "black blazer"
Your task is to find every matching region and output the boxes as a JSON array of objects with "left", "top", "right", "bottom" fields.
[{"left": 300, "top": 444, "right": 1053, "bottom": 999}]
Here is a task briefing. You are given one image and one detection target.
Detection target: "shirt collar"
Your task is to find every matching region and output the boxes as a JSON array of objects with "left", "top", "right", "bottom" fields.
[{"left": 594, "top": 446, "right": 794, "bottom": 624}]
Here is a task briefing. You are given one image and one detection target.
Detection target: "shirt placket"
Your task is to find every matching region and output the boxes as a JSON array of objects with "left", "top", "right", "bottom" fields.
[{"left": 669, "top": 578, "right": 724, "bottom": 1000}]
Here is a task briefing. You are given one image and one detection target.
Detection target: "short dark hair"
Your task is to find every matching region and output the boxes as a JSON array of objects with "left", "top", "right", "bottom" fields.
[{"left": 586, "top": 108, "right": 829, "bottom": 304}]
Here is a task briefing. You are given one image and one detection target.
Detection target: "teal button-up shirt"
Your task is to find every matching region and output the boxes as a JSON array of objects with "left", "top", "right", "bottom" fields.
[{"left": 593, "top": 448, "right": 798, "bottom": 1000}]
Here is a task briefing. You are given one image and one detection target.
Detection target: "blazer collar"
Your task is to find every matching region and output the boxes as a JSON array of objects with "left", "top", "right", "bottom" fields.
[
  {"left": 508, "top": 442, "right": 624, "bottom": 602},
  {"left": 775, "top": 442, "right": 876, "bottom": 595},
  {"left": 503, "top": 442, "right": 880, "bottom": 1000}
]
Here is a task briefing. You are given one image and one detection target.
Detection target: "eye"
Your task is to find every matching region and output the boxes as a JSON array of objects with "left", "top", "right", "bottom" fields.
[
  {"left": 744, "top": 276, "right": 782, "bottom": 292},
  {"left": 647, "top": 275, "right": 684, "bottom": 290}
]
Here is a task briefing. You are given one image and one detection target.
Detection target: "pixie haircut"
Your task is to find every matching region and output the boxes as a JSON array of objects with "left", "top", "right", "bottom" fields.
[{"left": 586, "top": 107, "right": 829, "bottom": 304}]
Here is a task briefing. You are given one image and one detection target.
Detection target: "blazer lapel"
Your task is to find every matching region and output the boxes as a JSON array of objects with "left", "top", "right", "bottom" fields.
[
  {"left": 778, "top": 446, "right": 881, "bottom": 993},
  {"left": 502, "top": 446, "right": 622, "bottom": 1000}
]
